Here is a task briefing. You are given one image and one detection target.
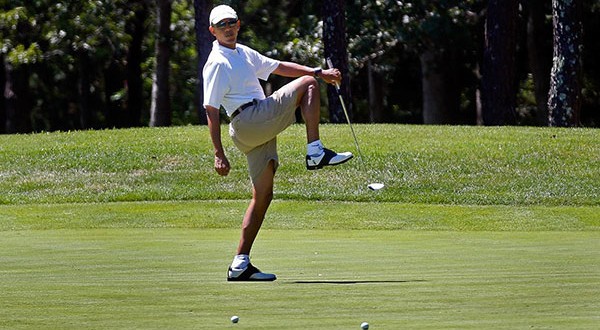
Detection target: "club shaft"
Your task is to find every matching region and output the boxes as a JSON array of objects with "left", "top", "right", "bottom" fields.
[
  {"left": 327, "top": 58, "right": 365, "bottom": 165},
  {"left": 336, "top": 94, "right": 364, "bottom": 164}
]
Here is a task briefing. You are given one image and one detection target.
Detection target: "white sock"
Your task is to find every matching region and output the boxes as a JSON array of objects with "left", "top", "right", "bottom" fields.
[
  {"left": 307, "top": 140, "right": 324, "bottom": 156},
  {"left": 231, "top": 254, "right": 250, "bottom": 270}
]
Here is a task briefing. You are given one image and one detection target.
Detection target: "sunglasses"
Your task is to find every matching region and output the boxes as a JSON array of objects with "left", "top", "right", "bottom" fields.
[{"left": 213, "top": 18, "right": 238, "bottom": 29}]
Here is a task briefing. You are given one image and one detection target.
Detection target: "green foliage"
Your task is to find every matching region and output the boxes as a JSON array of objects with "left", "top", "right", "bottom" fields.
[
  {"left": 516, "top": 74, "right": 539, "bottom": 125},
  {"left": 281, "top": 15, "right": 322, "bottom": 67},
  {"left": 170, "top": 0, "right": 200, "bottom": 124},
  {"left": 6, "top": 42, "right": 41, "bottom": 64},
  {"left": 347, "top": 1, "right": 483, "bottom": 66},
  {"left": 346, "top": 0, "right": 402, "bottom": 68},
  {"left": 1, "top": 0, "right": 600, "bottom": 130},
  {"left": 0, "top": 6, "right": 40, "bottom": 64}
]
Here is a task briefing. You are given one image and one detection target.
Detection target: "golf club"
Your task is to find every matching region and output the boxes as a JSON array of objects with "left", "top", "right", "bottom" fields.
[{"left": 326, "top": 58, "right": 384, "bottom": 191}]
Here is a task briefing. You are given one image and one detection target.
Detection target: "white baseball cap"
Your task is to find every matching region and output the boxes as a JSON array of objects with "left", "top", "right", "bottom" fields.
[{"left": 209, "top": 5, "right": 238, "bottom": 25}]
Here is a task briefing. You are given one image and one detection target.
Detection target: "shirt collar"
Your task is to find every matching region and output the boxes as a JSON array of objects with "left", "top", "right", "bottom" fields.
[{"left": 213, "top": 40, "right": 238, "bottom": 54}]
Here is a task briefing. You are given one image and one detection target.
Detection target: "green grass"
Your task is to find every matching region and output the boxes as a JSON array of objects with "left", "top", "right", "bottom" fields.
[
  {"left": 1, "top": 229, "right": 598, "bottom": 329},
  {"left": 1, "top": 125, "right": 599, "bottom": 329},
  {"left": 0, "top": 200, "right": 598, "bottom": 231},
  {"left": 0, "top": 125, "right": 598, "bottom": 205}
]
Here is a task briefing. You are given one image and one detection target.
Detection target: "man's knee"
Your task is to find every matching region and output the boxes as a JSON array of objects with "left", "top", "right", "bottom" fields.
[
  {"left": 305, "top": 76, "right": 319, "bottom": 90},
  {"left": 294, "top": 75, "right": 317, "bottom": 90},
  {"left": 253, "top": 186, "right": 273, "bottom": 206},
  {"left": 296, "top": 76, "right": 319, "bottom": 103},
  {"left": 252, "top": 160, "right": 275, "bottom": 204}
]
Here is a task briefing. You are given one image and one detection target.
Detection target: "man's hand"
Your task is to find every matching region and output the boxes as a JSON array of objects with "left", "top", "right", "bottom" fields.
[
  {"left": 319, "top": 68, "right": 342, "bottom": 86},
  {"left": 205, "top": 104, "right": 230, "bottom": 177},
  {"left": 214, "top": 152, "right": 231, "bottom": 176},
  {"left": 273, "top": 62, "right": 342, "bottom": 86}
]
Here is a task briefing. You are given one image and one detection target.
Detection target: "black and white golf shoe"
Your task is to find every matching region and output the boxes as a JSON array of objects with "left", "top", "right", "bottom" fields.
[
  {"left": 306, "top": 148, "right": 353, "bottom": 170},
  {"left": 227, "top": 263, "right": 277, "bottom": 282}
]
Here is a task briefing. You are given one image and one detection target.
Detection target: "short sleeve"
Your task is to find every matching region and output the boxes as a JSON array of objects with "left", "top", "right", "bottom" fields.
[
  {"left": 243, "top": 46, "right": 280, "bottom": 81},
  {"left": 203, "top": 60, "right": 230, "bottom": 109}
]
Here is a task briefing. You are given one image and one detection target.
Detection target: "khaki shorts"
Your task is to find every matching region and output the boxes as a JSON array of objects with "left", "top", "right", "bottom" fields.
[{"left": 229, "top": 83, "right": 299, "bottom": 183}]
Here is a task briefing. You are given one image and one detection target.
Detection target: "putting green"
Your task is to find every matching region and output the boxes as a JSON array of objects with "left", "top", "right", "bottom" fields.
[{"left": 1, "top": 228, "right": 598, "bottom": 329}]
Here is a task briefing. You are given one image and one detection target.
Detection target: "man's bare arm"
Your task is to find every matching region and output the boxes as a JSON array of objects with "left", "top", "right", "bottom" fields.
[
  {"left": 205, "top": 105, "right": 230, "bottom": 176},
  {"left": 273, "top": 61, "right": 341, "bottom": 85}
]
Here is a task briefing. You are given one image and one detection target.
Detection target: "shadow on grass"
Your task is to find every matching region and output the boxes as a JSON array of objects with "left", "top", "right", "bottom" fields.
[{"left": 288, "top": 280, "right": 425, "bottom": 285}]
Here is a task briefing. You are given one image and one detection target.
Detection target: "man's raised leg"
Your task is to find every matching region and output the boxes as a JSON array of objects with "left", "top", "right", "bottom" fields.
[{"left": 284, "top": 76, "right": 353, "bottom": 170}]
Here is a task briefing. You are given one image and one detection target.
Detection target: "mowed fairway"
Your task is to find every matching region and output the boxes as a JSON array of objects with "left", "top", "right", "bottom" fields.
[
  {"left": 1, "top": 125, "right": 599, "bottom": 328},
  {"left": 1, "top": 226, "right": 599, "bottom": 329}
]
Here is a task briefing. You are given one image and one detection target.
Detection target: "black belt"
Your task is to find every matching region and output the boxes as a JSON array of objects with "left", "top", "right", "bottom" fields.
[{"left": 230, "top": 101, "right": 254, "bottom": 119}]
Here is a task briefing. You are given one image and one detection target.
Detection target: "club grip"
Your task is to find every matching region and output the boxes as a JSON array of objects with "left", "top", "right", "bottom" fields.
[
  {"left": 326, "top": 58, "right": 341, "bottom": 90},
  {"left": 326, "top": 58, "right": 334, "bottom": 69}
]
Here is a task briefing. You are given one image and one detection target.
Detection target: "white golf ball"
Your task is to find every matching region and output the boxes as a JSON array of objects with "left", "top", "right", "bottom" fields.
[
  {"left": 231, "top": 315, "right": 239, "bottom": 323},
  {"left": 360, "top": 321, "right": 369, "bottom": 329}
]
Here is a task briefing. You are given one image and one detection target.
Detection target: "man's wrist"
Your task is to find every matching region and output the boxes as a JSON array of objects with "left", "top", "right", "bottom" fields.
[{"left": 313, "top": 68, "right": 322, "bottom": 78}]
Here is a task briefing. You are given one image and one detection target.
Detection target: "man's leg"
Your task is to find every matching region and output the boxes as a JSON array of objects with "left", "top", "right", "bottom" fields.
[
  {"left": 227, "top": 160, "right": 277, "bottom": 281},
  {"left": 282, "top": 76, "right": 353, "bottom": 170},
  {"left": 237, "top": 159, "right": 274, "bottom": 255},
  {"left": 281, "top": 75, "right": 321, "bottom": 143}
]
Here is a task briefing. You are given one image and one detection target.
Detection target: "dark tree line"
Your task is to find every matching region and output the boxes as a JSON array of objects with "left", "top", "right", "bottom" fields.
[
  {"left": 482, "top": 0, "right": 518, "bottom": 125},
  {"left": 1, "top": 0, "right": 598, "bottom": 134}
]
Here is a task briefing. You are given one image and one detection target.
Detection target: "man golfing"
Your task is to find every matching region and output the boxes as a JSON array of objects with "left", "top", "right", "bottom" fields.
[{"left": 203, "top": 4, "right": 353, "bottom": 281}]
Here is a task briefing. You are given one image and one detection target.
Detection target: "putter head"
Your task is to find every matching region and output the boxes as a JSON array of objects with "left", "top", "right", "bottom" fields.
[{"left": 368, "top": 183, "right": 384, "bottom": 191}]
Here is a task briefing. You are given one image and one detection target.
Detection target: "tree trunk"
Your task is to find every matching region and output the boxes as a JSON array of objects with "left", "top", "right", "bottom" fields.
[
  {"left": 525, "top": 0, "right": 552, "bottom": 126},
  {"left": 481, "top": 0, "right": 518, "bottom": 125},
  {"left": 420, "top": 49, "right": 448, "bottom": 124},
  {"left": 548, "top": 0, "right": 582, "bottom": 127},
  {"left": 78, "top": 51, "right": 92, "bottom": 129},
  {"left": 104, "top": 61, "right": 124, "bottom": 128},
  {"left": 150, "top": 0, "right": 172, "bottom": 127},
  {"left": 125, "top": 0, "right": 149, "bottom": 127},
  {"left": 194, "top": 0, "right": 213, "bottom": 125},
  {"left": 3, "top": 60, "right": 32, "bottom": 133},
  {"left": 323, "top": 0, "right": 350, "bottom": 123},
  {"left": 367, "top": 60, "right": 384, "bottom": 123},
  {"left": 474, "top": 63, "right": 483, "bottom": 125}
]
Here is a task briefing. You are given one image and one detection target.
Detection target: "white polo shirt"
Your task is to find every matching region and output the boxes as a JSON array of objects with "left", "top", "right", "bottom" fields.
[{"left": 203, "top": 41, "right": 280, "bottom": 117}]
